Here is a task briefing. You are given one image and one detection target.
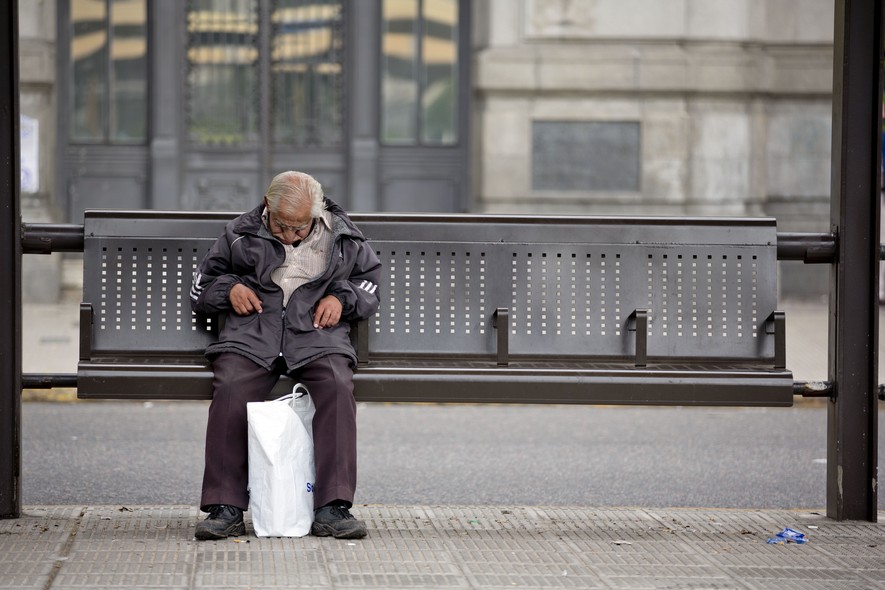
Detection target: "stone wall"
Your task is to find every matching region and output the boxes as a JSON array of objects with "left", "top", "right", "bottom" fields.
[{"left": 473, "top": 0, "right": 833, "bottom": 212}]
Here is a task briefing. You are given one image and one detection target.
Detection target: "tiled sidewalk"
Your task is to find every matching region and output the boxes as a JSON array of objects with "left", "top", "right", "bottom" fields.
[{"left": 3, "top": 505, "right": 883, "bottom": 589}]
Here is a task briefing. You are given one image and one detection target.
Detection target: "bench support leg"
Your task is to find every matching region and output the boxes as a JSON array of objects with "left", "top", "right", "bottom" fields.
[
  {"left": 828, "top": 0, "right": 881, "bottom": 522},
  {"left": 0, "top": 0, "right": 21, "bottom": 519}
]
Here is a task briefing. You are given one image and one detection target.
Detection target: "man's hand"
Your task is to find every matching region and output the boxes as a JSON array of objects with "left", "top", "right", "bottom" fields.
[
  {"left": 229, "top": 283, "right": 263, "bottom": 315},
  {"left": 314, "top": 295, "right": 342, "bottom": 329}
]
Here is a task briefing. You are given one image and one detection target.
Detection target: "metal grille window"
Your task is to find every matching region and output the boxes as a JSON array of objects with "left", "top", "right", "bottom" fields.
[
  {"left": 186, "top": 0, "right": 260, "bottom": 145},
  {"left": 381, "top": 0, "right": 458, "bottom": 145},
  {"left": 271, "top": 1, "right": 345, "bottom": 146},
  {"left": 70, "top": 0, "right": 148, "bottom": 143},
  {"left": 185, "top": 1, "right": 344, "bottom": 148}
]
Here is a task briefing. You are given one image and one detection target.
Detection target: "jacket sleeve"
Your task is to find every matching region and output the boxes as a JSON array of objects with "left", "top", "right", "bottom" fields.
[
  {"left": 189, "top": 232, "right": 243, "bottom": 315},
  {"left": 326, "top": 239, "right": 382, "bottom": 322}
]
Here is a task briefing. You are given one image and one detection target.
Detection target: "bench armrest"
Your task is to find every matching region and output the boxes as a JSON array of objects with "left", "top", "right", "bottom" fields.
[
  {"left": 766, "top": 311, "right": 786, "bottom": 369},
  {"left": 79, "top": 303, "right": 93, "bottom": 361},
  {"left": 492, "top": 308, "right": 509, "bottom": 366},
  {"left": 352, "top": 318, "right": 370, "bottom": 366},
  {"left": 628, "top": 309, "right": 648, "bottom": 367}
]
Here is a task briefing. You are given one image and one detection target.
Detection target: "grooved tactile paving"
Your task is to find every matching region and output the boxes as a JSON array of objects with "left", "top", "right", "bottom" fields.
[{"left": 3, "top": 505, "right": 883, "bottom": 589}]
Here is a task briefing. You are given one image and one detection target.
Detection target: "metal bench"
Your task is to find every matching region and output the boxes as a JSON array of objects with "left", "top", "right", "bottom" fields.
[{"left": 76, "top": 210, "right": 792, "bottom": 406}]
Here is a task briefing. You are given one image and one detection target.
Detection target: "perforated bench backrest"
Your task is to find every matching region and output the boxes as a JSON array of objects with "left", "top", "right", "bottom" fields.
[
  {"left": 83, "top": 212, "right": 229, "bottom": 356},
  {"left": 361, "top": 216, "right": 778, "bottom": 361},
  {"left": 83, "top": 211, "right": 778, "bottom": 362}
]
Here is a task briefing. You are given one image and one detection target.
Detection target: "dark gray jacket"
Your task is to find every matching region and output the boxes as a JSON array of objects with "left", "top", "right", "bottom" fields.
[{"left": 189, "top": 199, "right": 382, "bottom": 371}]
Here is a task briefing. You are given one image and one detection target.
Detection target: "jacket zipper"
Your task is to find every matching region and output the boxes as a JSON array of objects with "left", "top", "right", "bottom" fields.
[{"left": 279, "top": 306, "right": 286, "bottom": 358}]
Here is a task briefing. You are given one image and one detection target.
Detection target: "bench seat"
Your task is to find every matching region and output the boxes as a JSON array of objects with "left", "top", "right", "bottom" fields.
[
  {"left": 78, "top": 355, "right": 792, "bottom": 406},
  {"left": 77, "top": 211, "right": 794, "bottom": 407}
]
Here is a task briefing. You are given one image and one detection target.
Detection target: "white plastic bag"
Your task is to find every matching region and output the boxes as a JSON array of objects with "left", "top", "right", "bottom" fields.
[{"left": 247, "top": 384, "right": 316, "bottom": 537}]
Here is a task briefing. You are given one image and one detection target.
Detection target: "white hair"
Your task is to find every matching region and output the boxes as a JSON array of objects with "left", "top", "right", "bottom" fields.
[{"left": 265, "top": 171, "right": 324, "bottom": 217}]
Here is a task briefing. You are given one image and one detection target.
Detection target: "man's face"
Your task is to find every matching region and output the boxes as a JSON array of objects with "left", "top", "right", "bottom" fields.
[{"left": 266, "top": 199, "right": 314, "bottom": 245}]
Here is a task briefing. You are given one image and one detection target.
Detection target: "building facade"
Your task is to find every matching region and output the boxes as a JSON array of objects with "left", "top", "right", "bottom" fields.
[
  {"left": 54, "top": 0, "right": 471, "bottom": 221},
  {"left": 20, "top": 0, "right": 836, "bottom": 298},
  {"left": 475, "top": 1, "right": 833, "bottom": 216}
]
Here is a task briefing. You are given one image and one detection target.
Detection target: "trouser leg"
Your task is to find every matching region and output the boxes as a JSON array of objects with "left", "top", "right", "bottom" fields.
[
  {"left": 200, "top": 353, "right": 280, "bottom": 511},
  {"left": 295, "top": 354, "right": 357, "bottom": 509}
]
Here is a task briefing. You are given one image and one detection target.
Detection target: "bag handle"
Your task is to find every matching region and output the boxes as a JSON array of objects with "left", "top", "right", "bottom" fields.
[{"left": 273, "top": 383, "right": 310, "bottom": 405}]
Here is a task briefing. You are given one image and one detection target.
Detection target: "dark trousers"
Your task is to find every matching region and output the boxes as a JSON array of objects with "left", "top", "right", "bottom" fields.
[{"left": 200, "top": 352, "right": 357, "bottom": 512}]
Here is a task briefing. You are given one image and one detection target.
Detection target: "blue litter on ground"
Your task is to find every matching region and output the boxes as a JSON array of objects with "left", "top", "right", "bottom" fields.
[{"left": 766, "top": 527, "right": 808, "bottom": 545}]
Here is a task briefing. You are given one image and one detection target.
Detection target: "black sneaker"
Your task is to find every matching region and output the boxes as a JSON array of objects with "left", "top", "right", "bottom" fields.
[
  {"left": 311, "top": 504, "right": 368, "bottom": 539},
  {"left": 195, "top": 505, "right": 246, "bottom": 540}
]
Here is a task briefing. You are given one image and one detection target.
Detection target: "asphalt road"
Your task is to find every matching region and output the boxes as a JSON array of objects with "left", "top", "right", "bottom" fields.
[{"left": 21, "top": 401, "right": 883, "bottom": 510}]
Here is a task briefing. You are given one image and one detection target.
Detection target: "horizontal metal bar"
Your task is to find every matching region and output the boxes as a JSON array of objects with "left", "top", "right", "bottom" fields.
[
  {"left": 794, "top": 381, "right": 835, "bottom": 398},
  {"left": 776, "top": 233, "right": 837, "bottom": 263},
  {"left": 87, "top": 209, "right": 780, "bottom": 227},
  {"left": 21, "top": 374, "right": 78, "bottom": 389},
  {"left": 21, "top": 224, "right": 84, "bottom": 254},
  {"left": 18, "top": 223, "right": 846, "bottom": 265},
  {"left": 34, "top": 376, "right": 848, "bottom": 401}
]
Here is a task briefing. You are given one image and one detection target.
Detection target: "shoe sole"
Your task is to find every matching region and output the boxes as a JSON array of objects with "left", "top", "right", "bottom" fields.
[
  {"left": 310, "top": 522, "right": 368, "bottom": 540},
  {"left": 194, "top": 521, "right": 246, "bottom": 541}
]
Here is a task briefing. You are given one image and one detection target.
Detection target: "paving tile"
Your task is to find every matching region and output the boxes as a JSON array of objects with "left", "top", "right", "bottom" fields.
[{"left": 3, "top": 505, "right": 883, "bottom": 589}]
